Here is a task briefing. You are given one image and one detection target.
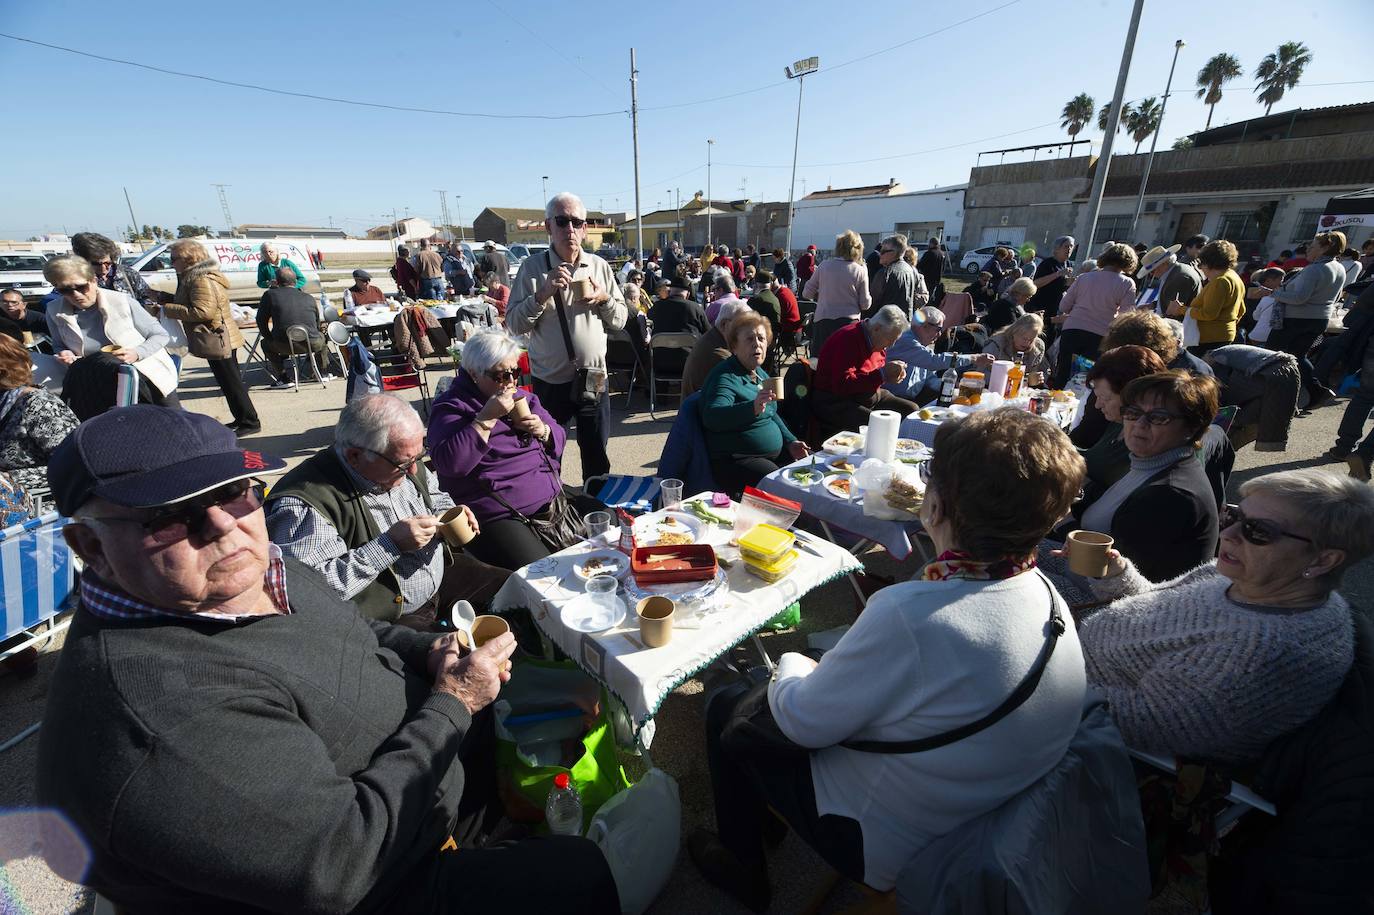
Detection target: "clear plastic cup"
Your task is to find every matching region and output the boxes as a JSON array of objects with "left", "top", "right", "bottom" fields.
[
  {"left": 585, "top": 511, "right": 612, "bottom": 539},
  {"left": 585, "top": 575, "right": 619, "bottom": 613},
  {"left": 660, "top": 479, "right": 684, "bottom": 511}
]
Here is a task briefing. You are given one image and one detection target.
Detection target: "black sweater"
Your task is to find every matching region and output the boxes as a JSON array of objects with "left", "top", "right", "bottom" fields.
[{"left": 36, "top": 559, "right": 471, "bottom": 914}]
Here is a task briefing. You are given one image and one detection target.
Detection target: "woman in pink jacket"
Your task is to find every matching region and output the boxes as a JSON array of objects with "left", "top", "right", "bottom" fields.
[
  {"left": 803, "top": 230, "right": 872, "bottom": 354},
  {"left": 1051, "top": 243, "right": 1139, "bottom": 386}
]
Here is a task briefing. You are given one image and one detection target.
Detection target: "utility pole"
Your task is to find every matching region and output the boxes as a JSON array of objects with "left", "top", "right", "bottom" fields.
[
  {"left": 1080, "top": 0, "right": 1145, "bottom": 261},
  {"left": 435, "top": 190, "right": 452, "bottom": 242},
  {"left": 453, "top": 195, "right": 464, "bottom": 242},
  {"left": 212, "top": 184, "right": 234, "bottom": 237},
  {"left": 541, "top": 176, "right": 549, "bottom": 205},
  {"left": 784, "top": 56, "right": 819, "bottom": 258},
  {"left": 674, "top": 188, "right": 681, "bottom": 244},
  {"left": 389, "top": 208, "right": 399, "bottom": 257},
  {"left": 629, "top": 48, "right": 644, "bottom": 261},
  {"left": 123, "top": 187, "right": 144, "bottom": 251},
  {"left": 1129, "top": 39, "right": 1186, "bottom": 240},
  {"left": 706, "top": 138, "right": 715, "bottom": 250}
]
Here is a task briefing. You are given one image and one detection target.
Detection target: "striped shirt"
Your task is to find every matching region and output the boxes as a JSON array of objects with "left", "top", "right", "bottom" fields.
[{"left": 81, "top": 544, "right": 291, "bottom": 623}]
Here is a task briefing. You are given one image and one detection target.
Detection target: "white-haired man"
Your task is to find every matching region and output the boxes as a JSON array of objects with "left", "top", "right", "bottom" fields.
[
  {"left": 266, "top": 393, "right": 509, "bottom": 627},
  {"left": 882, "top": 305, "right": 995, "bottom": 404},
  {"left": 254, "top": 242, "right": 306, "bottom": 290},
  {"left": 810, "top": 305, "right": 924, "bottom": 439},
  {"left": 37, "top": 405, "right": 615, "bottom": 913},
  {"left": 506, "top": 193, "right": 628, "bottom": 480},
  {"left": 866, "top": 234, "right": 920, "bottom": 319}
]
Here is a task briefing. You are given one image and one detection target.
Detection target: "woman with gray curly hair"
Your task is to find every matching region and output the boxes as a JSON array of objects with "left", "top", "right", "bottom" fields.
[
  {"left": 1050, "top": 242, "right": 1140, "bottom": 386},
  {"left": 1076, "top": 467, "right": 1374, "bottom": 764},
  {"left": 70, "top": 231, "right": 159, "bottom": 312}
]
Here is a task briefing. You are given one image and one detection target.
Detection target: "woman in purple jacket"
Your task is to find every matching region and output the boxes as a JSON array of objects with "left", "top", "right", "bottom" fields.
[{"left": 429, "top": 330, "right": 601, "bottom": 570}]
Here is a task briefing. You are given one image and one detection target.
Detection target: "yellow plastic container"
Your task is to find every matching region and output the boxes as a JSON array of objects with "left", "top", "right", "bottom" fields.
[
  {"left": 744, "top": 548, "right": 800, "bottom": 583},
  {"left": 738, "top": 524, "right": 797, "bottom": 565}
]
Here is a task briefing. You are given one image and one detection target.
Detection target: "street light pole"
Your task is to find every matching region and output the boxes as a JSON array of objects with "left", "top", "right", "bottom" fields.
[
  {"left": 784, "top": 56, "right": 819, "bottom": 258},
  {"left": 541, "top": 176, "right": 549, "bottom": 205},
  {"left": 453, "top": 195, "right": 464, "bottom": 242},
  {"left": 1129, "top": 39, "right": 1186, "bottom": 241},
  {"left": 1079, "top": 0, "right": 1145, "bottom": 262},
  {"left": 706, "top": 138, "right": 714, "bottom": 251},
  {"left": 629, "top": 48, "right": 644, "bottom": 262}
]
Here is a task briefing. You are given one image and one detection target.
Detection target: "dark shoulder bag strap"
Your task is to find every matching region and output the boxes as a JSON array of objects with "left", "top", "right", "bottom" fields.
[
  {"left": 840, "top": 572, "right": 1067, "bottom": 754},
  {"left": 546, "top": 251, "right": 577, "bottom": 364}
]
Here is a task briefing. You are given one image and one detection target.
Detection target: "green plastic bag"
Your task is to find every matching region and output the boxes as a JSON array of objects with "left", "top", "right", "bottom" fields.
[
  {"left": 494, "top": 658, "right": 632, "bottom": 833},
  {"left": 766, "top": 601, "right": 801, "bottom": 630}
]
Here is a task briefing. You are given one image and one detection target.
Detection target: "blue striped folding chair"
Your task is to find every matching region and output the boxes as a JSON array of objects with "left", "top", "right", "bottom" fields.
[
  {"left": 585, "top": 475, "right": 662, "bottom": 515},
  {"left": 1, "top": 511, "right": 78, "bottom": 665}
]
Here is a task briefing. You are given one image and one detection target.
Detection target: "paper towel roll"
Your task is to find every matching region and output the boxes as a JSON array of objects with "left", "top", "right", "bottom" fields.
[
  {"left": 989, "top": 360, "right": 1013, "bottom": 396},
  {"left": 866, "top": 410, "right": 901, "bottom": 464}
]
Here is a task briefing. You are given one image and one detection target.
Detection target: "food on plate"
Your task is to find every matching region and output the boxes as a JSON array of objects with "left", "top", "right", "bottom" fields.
[
  {"left": 885, "top": 475, "right": 924, "bottom": 514},
  {"left": 828, "top": 433, "right": 861, "bottom": 449},
  {"left": 685, "top": 499, "right": 732, "bottom": 526},
  {"left": 786, "top": 468, "right": 820, "bottom": 486},
  {"left": 1051, "top": 390, "right": 1073, "bottom": 403},
  {"left": 895, "top": 438, "right": 925, "bottom": 455},
  {"left": 653, "top": 517, "right": 696, "bottom": 545},
  {"left": 828, "top": 458, "right": 857, "bottom": 474},
  {"left": 573, "top": 551, "right": 628, "bottom": 580},
  {"left": 824, "top": 475, "right": 854, "bottom": 498}
]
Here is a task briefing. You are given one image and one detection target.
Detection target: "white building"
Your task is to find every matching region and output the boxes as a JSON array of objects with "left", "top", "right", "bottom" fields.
[{"left": 791, "top": 181, "right": 966, "bottom": 254}]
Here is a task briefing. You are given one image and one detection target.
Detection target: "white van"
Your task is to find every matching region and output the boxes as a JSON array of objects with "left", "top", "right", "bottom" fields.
[{"left": 127, "top": 240, "right": 322, "bottom": 303}]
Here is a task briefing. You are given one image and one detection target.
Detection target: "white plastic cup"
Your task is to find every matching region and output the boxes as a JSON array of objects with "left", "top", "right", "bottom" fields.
[
  {"left": 585, "top": 575, "right": 618, "bottom": 613},
  {"left": 585, "top": 511, "right": 612, "bottom": 539},
  {"left": 660, "top": 479, "right": 684, "bottom": 511}
]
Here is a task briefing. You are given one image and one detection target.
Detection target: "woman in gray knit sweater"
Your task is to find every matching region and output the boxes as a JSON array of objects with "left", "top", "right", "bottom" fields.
[{"left": 1078, "top": 468, "right": 1374, "bottom": 764}]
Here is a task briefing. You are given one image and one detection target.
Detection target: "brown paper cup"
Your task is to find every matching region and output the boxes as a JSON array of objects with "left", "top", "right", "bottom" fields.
[
  {"left": 466, "top": 614, "right": 511, "bottom": 649},
  {"left": 508, "top": 398, "right": 531, "bottom": 421},
  {"left": 1066, "top": 530, "right": 1114, "bottom": 578},
  {"left": 439, "top": 507, "right": 476, "bottom": 547},
  {"left": 636, "top": 596, "right": 675, "bottom": 648},
  {"left": 100, "top": 345, "right": 121, "bottom": 353},
  {"left": 572, "top": 278, "right": 594, "bottom": 302},
  {"left": 768, "top": 377, "right": 785, "bottom": 399}
]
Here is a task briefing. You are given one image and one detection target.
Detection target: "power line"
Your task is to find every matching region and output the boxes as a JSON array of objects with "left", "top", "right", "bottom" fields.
[{"left": 0, "top": 32, "right": 627, "bottom": 121}]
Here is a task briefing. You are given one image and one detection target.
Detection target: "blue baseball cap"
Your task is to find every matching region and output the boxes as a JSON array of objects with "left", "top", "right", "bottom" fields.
[{"left": 48, "top": 406, "right": 285, "bottom": 516}]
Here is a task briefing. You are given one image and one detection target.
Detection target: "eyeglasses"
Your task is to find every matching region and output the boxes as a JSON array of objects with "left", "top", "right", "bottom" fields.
[
  {"left": 1120, "top": 406, "right": 1183, "bottom": 426},
  {"left": 552, "top": 215, "right": 587, "bottom": 229},
  {"left": 79, "top": 480, "right": 265, "bottom": 545},
  {"left": 1221, "top": 504, "right": 1314, "bottom": 546},
  {"left": 484, "top": 367, "right": 521, "bottom": 383},
  {"left": 56, "top": 282, "right": 93, "bottom": 296},
  {"left": 92, "top": 259, "right": 113, "bottom": 269},
  {"left": 368, "top": 447, "right": 429, "bottom": 473}
]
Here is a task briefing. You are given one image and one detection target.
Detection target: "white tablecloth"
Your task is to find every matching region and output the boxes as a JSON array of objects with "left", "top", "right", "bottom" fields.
[
  {"left": 758, "top": 456, "right": 927, "bottom": 561},
  {"left": 344, "top": 299, "right": 485, "bottom": 329},
  {"left": 897, "top": 400, "right": 1078, "bottom": 444},
  {"left": 490, "top": 494, "right": 862, "bottom": 746}
]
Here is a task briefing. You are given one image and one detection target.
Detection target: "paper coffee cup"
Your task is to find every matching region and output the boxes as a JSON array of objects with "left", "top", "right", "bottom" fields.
[
  {"left": 572, "top": 278, "right": 594, "bottom": 302},
  {"left": 1066, "top": 530, "right": 1114, "bottom": 578},
  {"left": 508, "top": 398, "right": 531, "bottom": 420},
  {"left": 439, "top": 507, "right": 476, "bottom": 547},
  {"left": 636, "top": 596, "right": 674, "bottom": 648},
  {"left": 768, "top": 376, "right": 785, "bottom": 399},
  {"left": 469, "top": 614, "right": 511, "bottom": 648},
  {"left": 100, "top": 345, "right": 121, "bottom": 353}
]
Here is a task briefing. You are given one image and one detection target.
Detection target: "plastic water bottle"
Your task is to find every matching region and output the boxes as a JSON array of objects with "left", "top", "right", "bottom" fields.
[
  {"left": 937, "top": 367, "right": 959, "bottom": 407},
  {"left": 545, "top": 772, "right": 583, "bottom": 836}
]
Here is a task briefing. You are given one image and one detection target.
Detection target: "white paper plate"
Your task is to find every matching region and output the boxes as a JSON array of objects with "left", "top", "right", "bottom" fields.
[
  {"left": 823, "top": 474, "right": 857, "bottom": 499},
  {"left": 562, "top": 593, "right": 629, "bottom": 633},
  {"left": 568, "top": 550, "right": 630, "bottom": 582},
  {"left": 822, "top": 432, "right": 864, "bottom": 454},
  {"left": 782, "top": 466, "right": 824, "bottom": 488},
  {"left": 633, "top": 510, "right": 704, "bottom": 546}
]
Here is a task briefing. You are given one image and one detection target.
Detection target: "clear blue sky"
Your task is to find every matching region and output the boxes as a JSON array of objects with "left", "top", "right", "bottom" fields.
[{"left": 1, "top": 1, "right": 1366, "bottom": 240}]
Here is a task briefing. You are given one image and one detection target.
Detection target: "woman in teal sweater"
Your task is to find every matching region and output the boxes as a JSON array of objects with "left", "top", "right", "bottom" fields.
[{"left": 700, "top": 311, "right": 810, "bottom": 494}]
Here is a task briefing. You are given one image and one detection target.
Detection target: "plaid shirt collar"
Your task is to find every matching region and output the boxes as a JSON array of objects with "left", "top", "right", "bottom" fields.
[{"left": 81, "top": 544, "right": 291, "bottom": 624}]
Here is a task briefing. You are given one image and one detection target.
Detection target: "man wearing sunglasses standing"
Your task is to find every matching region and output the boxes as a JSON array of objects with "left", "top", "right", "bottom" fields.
[
  {"left": 265, "top": 393, "right": 510, "bottom": 627},
  {"left": 37, "top": 404, "right": 617, "bottom": 913},
  {"left": 507, "top": 192, "right": 627, "bottom": 481}
]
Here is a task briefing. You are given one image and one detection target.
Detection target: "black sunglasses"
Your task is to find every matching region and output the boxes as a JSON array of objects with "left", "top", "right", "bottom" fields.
[
  {"left": 81, "top": 480, "right": 265, "bottom": 545},
  {"left": 56, "top": 282, "right": 93, "bottom": 296},
  {"left": 552, "top": 215, "right": 587, "bottom": 228},
  {"left": 484, "top": 367, "right": 521, "bottom": 383},
  {"left": 1221, "top": 504, "right": 1314, "bottom": 547}
]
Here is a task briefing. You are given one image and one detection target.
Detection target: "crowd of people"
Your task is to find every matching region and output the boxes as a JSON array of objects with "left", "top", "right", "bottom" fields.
[{"left": 3, "top": 194, "right": 1374, "bottom": 913}]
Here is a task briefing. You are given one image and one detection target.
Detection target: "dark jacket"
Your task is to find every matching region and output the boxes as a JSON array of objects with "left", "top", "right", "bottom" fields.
[
  {"left": 35, "top": 558, "right": 470, "bottom": 914},
  {"left": 916, "top": 248, "right": 944, "bottom": 294},
  {"left": 1212, "top": 612, "right": 1374, "bottom": 915},
  {"left": 256, "top": 286, "right": 322, "bottom": 345},
  {"left": 984, "top": 297, "right": 1024, "bottom": 334},
  {"left": 747, "top": 290, "right": 782, "bottom": 333},
  {"left": 1074, "top": 453, "right": 1219, "bottom": 583},
  {"left": 647, "top": 296, "right": 709, "bottom": 337},
  {"left": 0, "top": 308, "right": 48, "bottom": 342},
  {"left": 267, "top": 448, "right": 439, "bottom": 620}
]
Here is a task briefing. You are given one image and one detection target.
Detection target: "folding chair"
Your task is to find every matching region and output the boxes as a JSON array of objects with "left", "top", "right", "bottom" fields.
[
  {"left": 375, "top": 352, "right": 432, "bottom": 416},
  {"left": 327, "top": 321, "right": 353, "bottom": 373},
  {"left": 285, "top": 325, "right": 328, "bottom": 392},
  {"left": 607, "top": 316, "right": 649, "bottom": 411},
  {"left": 584, "top": 474, "right": 662, "bottom": 515},
  {"left": 648, "top": 331, "right": 698, "bottom": 420},
  {"left": 1129, "top": 748, "right": 1276, "bottom": 834}
]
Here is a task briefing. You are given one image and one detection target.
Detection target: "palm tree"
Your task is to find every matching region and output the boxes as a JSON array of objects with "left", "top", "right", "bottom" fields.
[
  {"left": 1060, "top": 93, "right": 1095, "bottom": 140},
  {"left": 1254, "top": 41, "right": 1313, "bottom": 115},
  {"left": 1125, "top": 97, "right": 1163, "bottom": 153},
  {"left": 1098, "top": 101, "right": 1132, "bottom": 133},
  {"left": 1195, "top": 52, "right": 1242, "bottom": 129}
]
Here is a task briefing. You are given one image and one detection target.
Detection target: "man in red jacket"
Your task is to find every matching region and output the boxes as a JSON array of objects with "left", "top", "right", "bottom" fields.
[
  {"left": 809, "top": 305, "right": 920, "bottom": 439},
  {"left": 796, "top": 245, "right": 818, "bottom": 290}
]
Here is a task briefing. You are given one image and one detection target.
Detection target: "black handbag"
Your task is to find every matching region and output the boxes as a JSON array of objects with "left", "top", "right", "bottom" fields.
[
  {"left": 722, "top": 572, "right": 1067, "bottom": 756},
  {"left": 480, "top": 448, "right": 585, "bottom": 553}
]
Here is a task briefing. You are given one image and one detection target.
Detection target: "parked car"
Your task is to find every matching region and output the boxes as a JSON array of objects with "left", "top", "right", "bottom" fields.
[
  {"left": 459, "top": 241, "right": 520, "bottom": 282},
  {"left": 960, "top": 244, "right": 1019, "bottom": 275},
  {"left": 125, "top": 240, "right": 322, "bottom": 303},
  {"left": 508, "top": 243, "right": 550, "bottom": 262},
  {"left": 0, "top": 252, "right": 58, "bottom": 302}
]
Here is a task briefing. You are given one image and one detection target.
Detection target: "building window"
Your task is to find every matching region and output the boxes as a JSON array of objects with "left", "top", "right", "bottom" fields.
[
  {"left": 1291, "top": 208, "right": 1325, "bottom": 244},
  {"left": 1218, "top": 212, "right": 1264, "bottom": 246},
  {"left": 1093, "top": 215, "right": 1134, "bottom": 243}
]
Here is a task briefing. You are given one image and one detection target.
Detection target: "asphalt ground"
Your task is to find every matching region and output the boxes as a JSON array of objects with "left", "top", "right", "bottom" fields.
[{"left": 1, "top": 304, "right": 1369, "bottom": 915}]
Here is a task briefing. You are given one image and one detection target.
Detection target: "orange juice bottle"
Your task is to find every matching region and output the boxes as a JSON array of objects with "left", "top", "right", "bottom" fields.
[{"left": 1006, "top": 351, "right": 1026, "bottom": 398}]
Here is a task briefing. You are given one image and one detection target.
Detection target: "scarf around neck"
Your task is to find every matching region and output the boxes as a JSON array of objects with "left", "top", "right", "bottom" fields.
[{"left": 922, "top": 549, "right": 1037, "bottom": 582}]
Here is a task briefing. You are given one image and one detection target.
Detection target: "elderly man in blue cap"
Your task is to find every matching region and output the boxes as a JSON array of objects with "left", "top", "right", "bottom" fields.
[{"left": 35, "top": 405, "right": 617, "bottom": 914}]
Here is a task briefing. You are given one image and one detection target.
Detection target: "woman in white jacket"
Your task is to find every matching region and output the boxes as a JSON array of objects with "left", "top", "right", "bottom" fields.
[
  {"left": 691, "top": 409, "right": 1088, "bottom": 909},
  {"left": 42, "top": 255, "right": 179, "bottom": 406}
]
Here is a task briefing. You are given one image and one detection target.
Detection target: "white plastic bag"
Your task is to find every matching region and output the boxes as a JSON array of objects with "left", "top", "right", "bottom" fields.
[
  {"left": 587, "top": 768, "right": 680, "bottom": 915},
  {"left": 855, "top": 459, "right": 923, "bottom": 521},
  {"left": 1182, "top": 310, "right": 1201, "bottom": 348}
]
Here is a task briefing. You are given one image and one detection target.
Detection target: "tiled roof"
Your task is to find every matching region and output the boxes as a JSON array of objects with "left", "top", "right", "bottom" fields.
[{"left": 802, "top": 183, "right": 901, "bottom": 200}]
